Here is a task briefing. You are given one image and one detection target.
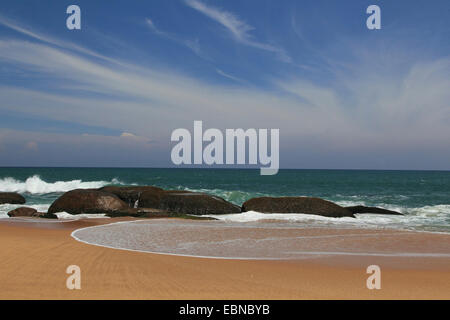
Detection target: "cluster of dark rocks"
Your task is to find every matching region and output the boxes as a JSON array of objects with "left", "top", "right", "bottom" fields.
[
  {"left": 0, "top": 192, "right": 57, "bottom": 218},
  {"left": 0, "top": 188, "right": 403, "bottom": 219}
]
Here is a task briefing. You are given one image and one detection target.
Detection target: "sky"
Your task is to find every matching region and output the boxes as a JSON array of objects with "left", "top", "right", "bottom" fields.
[{"left": 0, "top": 0, "right": 449, "bottom": 169}]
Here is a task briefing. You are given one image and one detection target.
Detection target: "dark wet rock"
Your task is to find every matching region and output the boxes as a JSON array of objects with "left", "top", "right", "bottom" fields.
[
  {"left": 48, "top": 189, "right": 128, "bottom": 215},
  {"left": 136, "top": 189, "right": 196, "bottom": 209},
  {"left": 49, "top": 186, "right": 239, "bottom": 217},
  {"left": 37, "top": 212, "right": 58, "bottom": 219},
  {"left": 159, "top": 192, "right": 241, "bottom": 215},
  {"left": 7, "top": 207, "right": 37, "bottom": 217},
  {"left": 242, "top": 197, "right": 354, "bottom": 218},
  {"left": 99, "top": 186, "right": 235, "bottom": 215},
  {"left": 98, "top": 186, "right": 164, "bottom": 208},
  {"left": 105, "top": 207, "right": 218, "bottom": 220},
  {"left": 7, "top": 207, "right": 57, "bottom": 219},
  {"left": 0, "top": 192, "right": 26, "bottom": 204},
  {"left": 106, "top": 207, "right": 169, "bottom": 218},
  {"left": 345, "top": 206, "right": 403, "bottom": 215},
  {"left": 138, "top": 189, "right": 166, "bottom": 208}
]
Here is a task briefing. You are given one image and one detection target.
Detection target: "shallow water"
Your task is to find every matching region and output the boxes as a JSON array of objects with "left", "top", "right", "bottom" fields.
[{"left": 72, "top": 219, "right": 450, "bottom": 260}]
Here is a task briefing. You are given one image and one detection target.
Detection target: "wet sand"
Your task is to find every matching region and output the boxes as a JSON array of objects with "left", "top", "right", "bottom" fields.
[
  {"left": 72, "top": 219, "right": 450, "bottom": 260},
  {"left": 0, "top": 217, "right": 449, "bottom": 299}
]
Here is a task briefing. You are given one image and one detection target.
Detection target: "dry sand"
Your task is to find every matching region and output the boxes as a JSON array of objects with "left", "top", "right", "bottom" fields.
[{"left": 0, "top": 217, "right": 449, "bottom": 299}]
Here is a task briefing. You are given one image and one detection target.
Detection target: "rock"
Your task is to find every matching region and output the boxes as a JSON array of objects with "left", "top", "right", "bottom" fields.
[
  {"left": 7, "top": 207, "right": 57, "bottom": 219},
  {"left": 7, "top": 207, "right": 37, "bottom": 217},
  {"left": 242, "top": 197, "right": 354, "bottom": 218},
  {"left": 54, "top": 186, "right": 239, "bottom": 216},
  {"left": 48, "top": 189, "right": 129, "bottom": 215},
  {"left": 106, "top": 207, "right": 169, "bottom": 218},
  {"left": 37, "top": 212, "right": 58, "bottom": 219},
  {"left": 105, "top": 208, "right": 219, "bottom": 220},
  {"left": 98, "top": 186, "right": 235, "bottom": 215},
  {"left": 137, "top": 189, "right": 196, "bottom": 209},
  {"left": 137, "top": 191, "right": 163, "bottom": 208},
  {"left": 0, "top": 192, "right": 26, "bottom": 204},
  {"left": 98, "top": 186, "right": 164, "bottom": 208},
  {"left": 97, "top": 186, "right": 239, "bottom": 216},
  {"left": 159, "top": 192, "right": 241, "bottom": 215},
  {"left": 345, "top": 206, "right": 403, "bottom": 215}
]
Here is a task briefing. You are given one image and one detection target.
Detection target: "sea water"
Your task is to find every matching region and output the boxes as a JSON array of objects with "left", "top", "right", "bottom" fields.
[{"left": 0, "top": 167, "right": 449, "bottom": 233}]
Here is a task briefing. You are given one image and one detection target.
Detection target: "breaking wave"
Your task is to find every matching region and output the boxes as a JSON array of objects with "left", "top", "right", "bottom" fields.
[{"left": 0, "top": 175, "right": 125, "bottom": 194}]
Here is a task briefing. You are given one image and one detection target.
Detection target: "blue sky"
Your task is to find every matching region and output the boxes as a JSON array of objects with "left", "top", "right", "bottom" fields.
[{"left": 0, "top": 0, "right": 449, "bottom": 169}]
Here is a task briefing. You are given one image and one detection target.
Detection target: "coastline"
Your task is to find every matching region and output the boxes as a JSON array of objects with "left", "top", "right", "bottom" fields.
[{"left": 0, "top": 217, "right": 449, "bottom": 299}]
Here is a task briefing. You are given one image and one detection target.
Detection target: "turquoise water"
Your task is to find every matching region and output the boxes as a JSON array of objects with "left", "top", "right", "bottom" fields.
[{"left": 0, "top": 168, "right": 449, "bottom": 232}]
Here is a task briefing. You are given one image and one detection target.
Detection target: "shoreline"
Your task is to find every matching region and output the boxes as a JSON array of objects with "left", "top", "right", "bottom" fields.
[
  {"left": 70, "top": 218, "right": 450, "bottom": 261},
  {"left": 0, "top": 217, "right": 449, "bottom": 299}
]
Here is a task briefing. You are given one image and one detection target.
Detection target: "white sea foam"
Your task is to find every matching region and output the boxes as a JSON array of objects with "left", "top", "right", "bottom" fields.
[
  {"left": 205, "top": 211, "right": 357, "bottom": 224},
  {"left": 204, "top": 206, "right": 450, "bottom": 233},
  {"left": 55, "top": 212, "right": 109, "bottom": 220},
  {"left": 0, "top": 175, "right": 125, "bottom": 194},
  {"left": 0, "top": 205, "right": 110, "bottom": 220}
]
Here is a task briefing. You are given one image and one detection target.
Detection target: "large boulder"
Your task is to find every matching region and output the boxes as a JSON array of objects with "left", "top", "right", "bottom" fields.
[
  {"left": 0, "top": 192, "right": 26, "bottom": 204},
  {"left": 7, "top": 207, "right": 57, "bottom": 219},
  {"left": 137, "top": 189, "right": 196, "bottom": 209},
  {"left": 98, "top": 186, "right": 236, "bottom": 215},
  {"left": 138, "top": 190, "right": 164, "bottom": 208},
  {"left": 345, "top": 206, "right": 403, "bottom": 215},
  {"left": 159, "top": 192, "right": 241, "bottom": 215},
  {"left": 242, "top": 197, "right": 354, "bottom": 218},
  {"left": 49, "top": 186, "right": 240, "bottom": 217},
  {"left": 98, "top": 186, "right": 164, "bottom": 208},
  {"left": 48, "top": 189, "right": 128, "bottom": 215},
  {"left": 98, "top": 186, "right": 187, "bottom": 209}
]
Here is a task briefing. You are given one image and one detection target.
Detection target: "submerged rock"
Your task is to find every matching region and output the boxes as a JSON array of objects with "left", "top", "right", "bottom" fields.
[
  {"left": 48, "top": 189, "right": 128, "bottom": 215},
  {"left": 242, "top": 196, "right": 354, "bottom": 218},
  {"left": 345, "top": 206, "right": 403, "bottom": 215},
  {"left": 0, "top": 192, "right": 26, "bottom": 205}
]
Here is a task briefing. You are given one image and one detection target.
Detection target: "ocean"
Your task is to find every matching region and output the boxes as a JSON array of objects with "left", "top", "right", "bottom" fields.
[{"left": 0, "top": 167, "right": 449, "bottom": 233}]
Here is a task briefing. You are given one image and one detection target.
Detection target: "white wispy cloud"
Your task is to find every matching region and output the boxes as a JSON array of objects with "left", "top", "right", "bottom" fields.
[
  {"left": 1, "top": 35, "right": 448, "bottom": 150},
  {"left": 184, "top": 0, "right": 291, "bottom": 62},
  {"left": 185, "top": 0, "right": 253, "bottom": 41},
  {"left": 0, "top": 13, "right": 128, "bottom": 67},
  {"left": 145, "top": 17, "right": 209, "bottom": 60},
  {"left": 0, "top": 13, "right": 449, "bottom": 168},
  {"left": 215, "top": 68, "right": 247, "bottom": 84}
]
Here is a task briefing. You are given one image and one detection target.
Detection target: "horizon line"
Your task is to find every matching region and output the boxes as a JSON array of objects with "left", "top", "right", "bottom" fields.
[{"left": 0, "top": 166, "right": 449, "bottom": 172}]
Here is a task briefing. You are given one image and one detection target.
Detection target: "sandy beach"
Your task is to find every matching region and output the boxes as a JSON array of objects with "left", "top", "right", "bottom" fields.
[{"left": 0, "top": 217, "right": 449, "bottom": 300}]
